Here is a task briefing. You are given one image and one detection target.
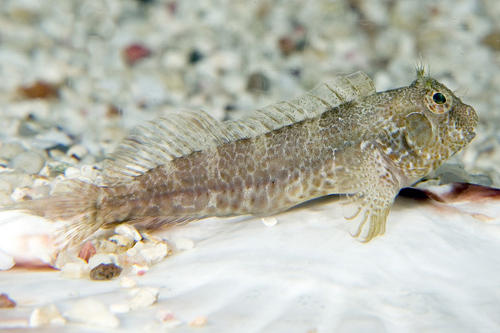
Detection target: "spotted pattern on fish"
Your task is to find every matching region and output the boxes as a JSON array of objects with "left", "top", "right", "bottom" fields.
[{"left": 12, "top": 69, "right": 478, "bottom": 246}]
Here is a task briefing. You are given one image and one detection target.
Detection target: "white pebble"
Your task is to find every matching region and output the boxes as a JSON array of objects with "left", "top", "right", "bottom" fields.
[
  {"left": 108, "top": 234, "right": 134, "bottom": 248},
  {"left": 29, "top": 304, "right": 66, "bottom": 327},
  {"left": 128, "top": 287, "right": 159, "bottom": 310},
  {"left": 60, "top": 261, "right": 88, "bottom": 279},
  {"left": 88, "top": 253, "right": 115, "bottom": 269},
  {"left": 0, "top": 142, "right": 25, "bottom": 160},
  {"left": 79, "top": 165, "right": 98, "bottom": 181},
  {"left": 9, "top": 151, "right": 44, "bottom": 174},
  {"left": 138, "top": 242, "right": 169, "bottom": 264},
  {"left": 66, "top": 144, "right": 88, "bottom": 160},
  {"left": 119, "top": 276, "right": 138, "bottom": 289},
  {"left": 157, "top": 309, "right": 182, "bottom": 328},
  {"left": 189, "top": 315, "right": 208, "bottom": 327},
  {"left": 9, "top": 188, "right": 28, "bottom": 203},
  {"left": 174, "top": 238, "right": 194, "bottom": 251},
  {"left": 63, "top": 167, "right": 81, "bottom": 179},
  {"left": 115, "top": 224, "right": 142, "bottom": 242},
  {"left": 131, "top": 264, "right": 149, "bottom": 276},
  {"left": 0, "top": 249, "right": 15, "bottom": 271},
  {"left": 65, "top": 298, "right": 119, "bottom": 329},
  {"left": 261, "top": 217, "right": 278, "bottom": 227}
]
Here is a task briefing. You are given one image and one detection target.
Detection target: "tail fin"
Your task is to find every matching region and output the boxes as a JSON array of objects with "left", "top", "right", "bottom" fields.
[{"left": 8, "top": 180, "right": 104, "bottom": 247}]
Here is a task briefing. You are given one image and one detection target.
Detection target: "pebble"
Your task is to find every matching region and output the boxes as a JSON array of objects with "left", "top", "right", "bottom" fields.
[
  {"left": 65, "top": 298, "right": 119, "bottom": 328},
  {"left": 123, "top": 44, "right": 152, "bottom": 66},
  {"left": 128, "top": 287, "right": 159, "bottom": 310},
  {"left": 0, "top": 294, "right": 16, "bottom": 308},
  {"left": 8, "top": 151, "right": 44, "bottom": 174},
  {"left": 189, "top": 315, "right": 208, "bottom": 327},
  {"left": 188, "top": 49, "right": 204, "bottom": 64},
  {"left": 78, "top": 241, "right": 96, "bottom": 263},
  {"left": 278, "top": 36, "right": 295, "bottom": 56},
  {"left": 261, "top": 217, "right": 278, "bottom": 227},
  {"left": 60, "top": 261, "right": 88, "bottom": 279},
  {"left": 157, "top": 309, "right": 182, "bottom": 328},
  {"left": 247, "top": 73, "right": 270, "bottom": 93},
  {"left": 66, "top": 144, "right": 88, "bottom": 160},
  {"left": 63, "top": 166, "right": 81, "bottom": 179},
  {"left": 17, "top": 81, "right": 59, "bottom": 100},
  {"left": 32, "top": 130, "right": 72, "bottom": 150},
  {"left": 115, "top": 224, "right": 142, "bottom": 242},
  {"left": 134, "top": 241, "right": 169, "bottom": 264},
  {"left": 29, "top": 304, "right": 66, "bottom": 327},
  {"left": 88, "top": 253, "right": 116, "bottom": 269},
  {"left": 90, "top": 263, "right": 123, "bottom": 281},
  {"left": 108, "top": 234, "right": 135, "bottom": 249},
  {"left": 0, "top": 249, "right": 15, "bottom": 271},
  {"left": 0, "top": 142, "right": 25, "bottom": 160},
  {"left": 119, "top": 276, "right": 138, "bottom": 288},
  {"left": 131, "top": 264, "right": 149, "bottom": 276}
]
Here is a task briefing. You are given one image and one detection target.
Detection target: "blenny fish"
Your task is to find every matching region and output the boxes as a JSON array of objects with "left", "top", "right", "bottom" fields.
[{"left": 15, "top": 68, "right": 478, "bottom": 245}]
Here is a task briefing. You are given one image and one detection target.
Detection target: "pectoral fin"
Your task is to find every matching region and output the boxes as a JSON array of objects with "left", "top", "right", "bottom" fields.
[{"left": 340, "top": 145, "right": 401, "bottom": 242}]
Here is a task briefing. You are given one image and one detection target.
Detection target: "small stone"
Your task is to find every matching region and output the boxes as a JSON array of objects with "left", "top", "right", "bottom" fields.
[
  {"left": 78, "top": 241, "right": 96, "bottom": 263},
  {"left": 123, "top": 44, "right": 152, "bottom": 66},
  {"left": 136, "top": 242, "right": 169, "bottom": 264},
  {"left": 188, "top": 49, "right": 204, "bottom": 64},
  {"left": 99, "top": 239, "right": 118, "bottom": 253},
  {"left": 119, "top": 276, "right": 138, "bottom": 288},
  {"left": 106, "top": 104, "right": 122, "bottom": 118},
  {"left": 32, "top": 130, "right": 72, "bottom": 150},
  {"left": 29, "top": 304, "right": 66, "bottom": 327},
  {"left": 65, "top": 298, "right": 119, "bottom": 328},
  {"left": 247, "top": 73, "right": 270, "bottom": 93},
  {"left": 482, "top": 30, "right": 500, "bottom": 51},
  {"left": 189, "top": 316, "right": 208, "bottom": 327},
  {"left": 108, "top": 234, "right": 134, "bottom": 249},
  {"left": 66, "top": 145, "right": 88, "bottom": 161},
  {"left": 115, "top": 224, "right": 142, "bottom": 242},
  {"left": 63, "top": 166, "right": 81, "bottom": 179},
  {"left": 88, "top": 253, "right": 115, "bottom": 269},
  {"left": 0, "top": 143, "right": 25, "bottom": 160},
  {"left": 0, "top": 294, "right": 16, "bottom": 308},
  {"left": 157, "top": 309, "right": 182, "bottom": 328},
  {"left": 10, "top": 187, "right": 30, "bottom": 202},
  {"left": 128, "top": 287, "right": 159, "bottom": 310},
  {"left": 17, "top": 81, "right": 59, "bottom": 100},
  {"left": 278, "top": 36, "right": 295, "bottom": 56},
  {"left": 131, "top": 264, "right": 149, "bottom": 276},
  {"left": 79, "top": 165, "right": 98, "bottom": 181},
  {"left": 60, "top": 261, "right": 88, "bottom": 279},
  {"left": 90, "top": 263, "right": 122, "bottom": 281},
  {"left": 8, "top": 151, "right": 45, "bottom": 174},
  {"left": 261, "top": 217, "right": 278, "bottom": 227}
]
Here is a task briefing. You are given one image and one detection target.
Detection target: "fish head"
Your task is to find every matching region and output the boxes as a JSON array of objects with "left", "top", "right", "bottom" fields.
[{"left": 404, "top": 71, "right": 478, "bottom": 164}]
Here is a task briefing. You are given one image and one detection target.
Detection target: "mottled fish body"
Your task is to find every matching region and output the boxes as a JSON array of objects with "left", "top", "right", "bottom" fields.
[{"left": 13, "top": 69, "right": 478, "bottom": 245}]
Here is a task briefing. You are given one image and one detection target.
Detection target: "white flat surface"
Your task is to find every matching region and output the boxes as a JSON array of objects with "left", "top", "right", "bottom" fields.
[{"left": 1, "top": 195, "right": 500, "bottom": 332}]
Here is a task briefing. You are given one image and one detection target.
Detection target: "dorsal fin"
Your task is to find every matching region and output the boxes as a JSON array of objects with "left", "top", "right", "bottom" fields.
[
  {"left": 222, "top": 71, "right": 375, "bottom": 137},
  {"left": 103, "top": 71, "right": 376, "bottom": 184}
]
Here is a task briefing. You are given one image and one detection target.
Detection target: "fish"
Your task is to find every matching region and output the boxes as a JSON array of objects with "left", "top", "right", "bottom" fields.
[{"left": 11, "top": 67, "right": 478, "bottom": 246}]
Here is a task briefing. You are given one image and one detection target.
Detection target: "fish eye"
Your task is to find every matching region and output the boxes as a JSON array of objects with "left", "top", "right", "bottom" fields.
[
  {"left": 425, "top": 90, "right": 453, "bottom": 114},
  {"left": 432, "top": 92, "right": 446, "bottom": 104}
]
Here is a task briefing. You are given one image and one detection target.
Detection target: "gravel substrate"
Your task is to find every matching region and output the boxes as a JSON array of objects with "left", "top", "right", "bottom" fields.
[{"left": 1, "top": 0, "right": 500, "bottom": 207}]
